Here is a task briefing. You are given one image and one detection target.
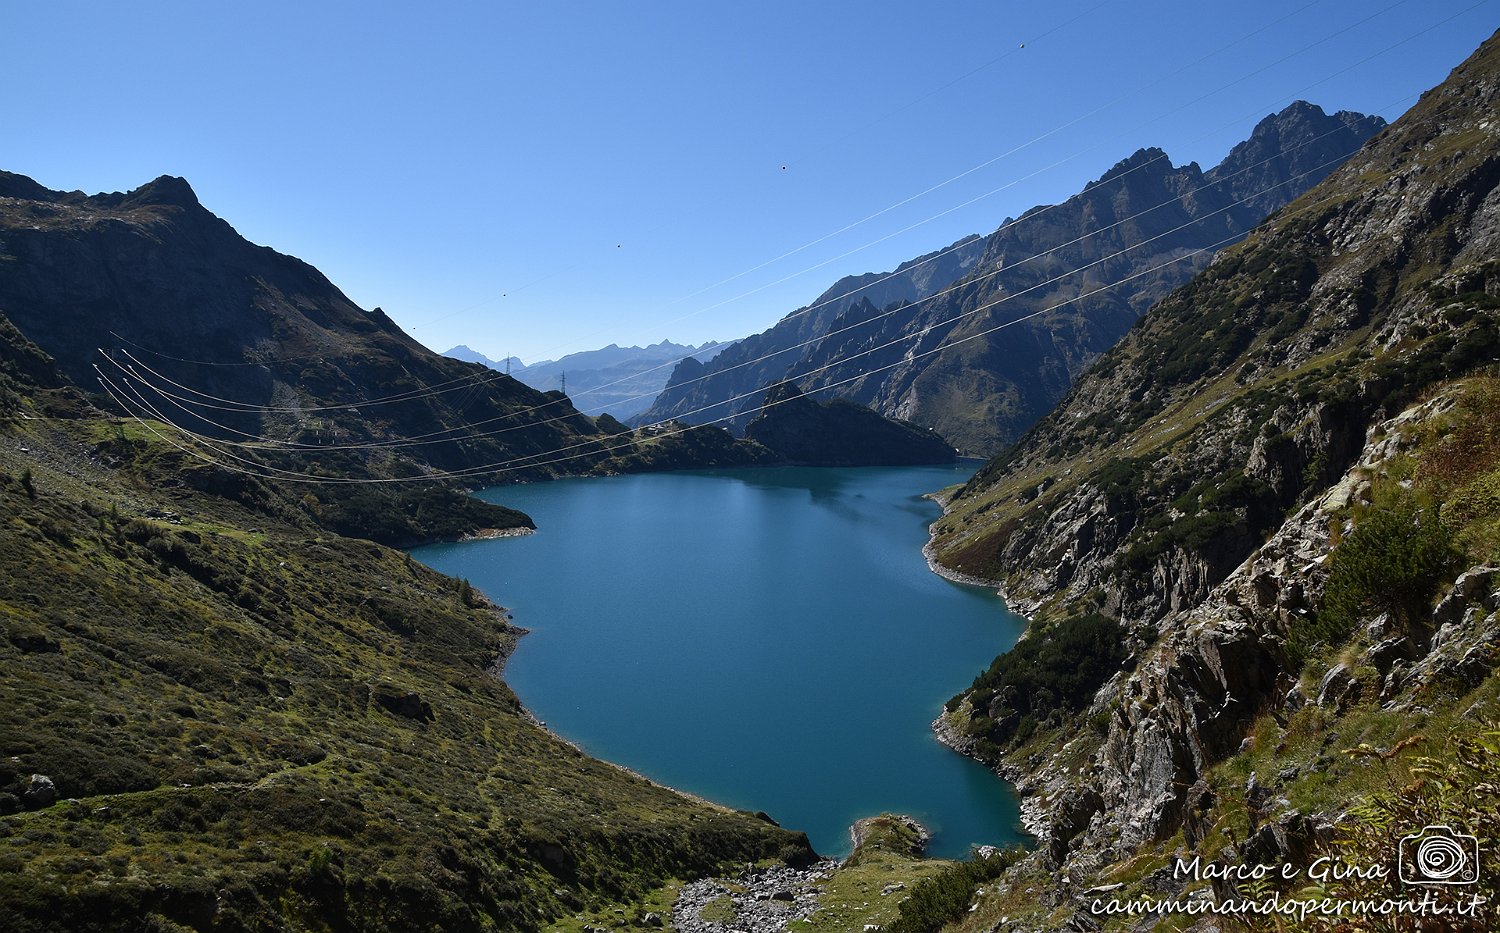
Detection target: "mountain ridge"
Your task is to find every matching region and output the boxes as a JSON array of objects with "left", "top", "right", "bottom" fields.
[
  {"left": 0, "top": 167, "right": 615, "bottom": 481},
  {"left": 641, "top": 101, "right": 1386, "bottom": 455},
  {"left": 461, "top": 339, "right": 739, "bottom": 420}
]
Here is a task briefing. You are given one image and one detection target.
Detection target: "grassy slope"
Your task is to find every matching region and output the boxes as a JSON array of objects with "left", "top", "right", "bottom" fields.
[{"left": 0, "top": 396, "right": 810, "bottom": 932}]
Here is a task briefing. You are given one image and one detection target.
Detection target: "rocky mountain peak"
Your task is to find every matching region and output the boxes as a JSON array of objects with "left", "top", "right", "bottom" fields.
[
  {"left": 1258, "top": 97, "right": 1325, "bottom": 126},
  {"left": 1247, "top": 99, "right": 1386, "bottom": 148},
  {"left": 1207, "top": 98, "right": 1387, "bottom": 216},
  {"left": 643, "top": 96, "right": 1384, "bottom": 454},
  {"left": 123, "top": 174, "right": 201, "bottom": 209},
  {"left": 1084, "top": 147, "right": 1175, "bottom": 190},
  {"left": 761, "top": 379, "right": 811, "bottom": 410},
  {"left": 0, "top": 170, "right": 62, "bottom": 203},
  {"left": 0, "top": 169, "right": 638, "bottom": 478}
]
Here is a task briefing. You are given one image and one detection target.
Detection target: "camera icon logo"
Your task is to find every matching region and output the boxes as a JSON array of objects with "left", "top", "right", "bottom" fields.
[{"left": 1398, "top": 825, "right": 1480, "bottom": 886}]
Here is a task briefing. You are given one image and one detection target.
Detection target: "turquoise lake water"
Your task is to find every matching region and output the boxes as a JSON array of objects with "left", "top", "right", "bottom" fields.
[{"left": 411, "top": 463, "right": 1028, "bottom": 858}]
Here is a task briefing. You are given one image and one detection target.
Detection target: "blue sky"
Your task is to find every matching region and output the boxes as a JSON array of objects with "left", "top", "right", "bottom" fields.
[{"left": 5, "top": 1, "right": 1496, "bottom": 364}]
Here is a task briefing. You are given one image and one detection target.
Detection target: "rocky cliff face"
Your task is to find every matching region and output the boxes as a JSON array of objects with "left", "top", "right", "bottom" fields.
[
  {"left": 931, "top": 29, "right": 1500, "bottom": 931},
  {"left": 642, "top": 103, "right": 1384, "bottom": 456},
  {"left": 640, "top": 234, "right": 987, "bottom": 430},
  {"left": 972, "top": 394, "right": 1500, "bottom": 928}
]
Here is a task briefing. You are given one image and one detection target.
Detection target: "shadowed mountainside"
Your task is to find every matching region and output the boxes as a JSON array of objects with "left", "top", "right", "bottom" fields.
[
  {"left": 0, "top": 171, "right": 621, "bottom": 481},
  {"left": 0, "top": 309, "right": 815, "bottom": 931}
]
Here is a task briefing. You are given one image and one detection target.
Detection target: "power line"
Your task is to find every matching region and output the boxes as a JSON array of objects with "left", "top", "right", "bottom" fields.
[
  {"left": 89, "top": 1, "right": 1487, "bottom": 477},
  {"left": 104, "top": 123, "right": 1386, "bottom": 457},
  {"left": 102, "top": 0, "right": 1449, "bottom": 432},
  {"left": 408, "top": 0, "right": 1128, "bottom": 339},
  {"left": 402, "top": 0, "right": 1460, "bottom": 422},
  {"left": 414, "top": 0, "right": 1390, "bottom": 366},
  {"left": 97, "top": 169, "right": 1368, "bottom": 485},
  {"left": 106, "top": 331, "right": 521, "bottom": 413}
]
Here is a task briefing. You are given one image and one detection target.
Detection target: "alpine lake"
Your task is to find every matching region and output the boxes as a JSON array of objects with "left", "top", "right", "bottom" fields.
[{"left": 411, "top": 463, "right": 1027, "bottom": 859}]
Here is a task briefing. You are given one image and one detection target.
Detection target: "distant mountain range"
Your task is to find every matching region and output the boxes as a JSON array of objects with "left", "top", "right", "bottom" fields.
[
  {"left": 640, "top": 101, "right": 1386, "bottom": 455},
  {"left": 443, "top": 339, "right": 737, "bottom": 419},
  {"left": 442, "top": 344, "right": 522, "bottom": 371}
]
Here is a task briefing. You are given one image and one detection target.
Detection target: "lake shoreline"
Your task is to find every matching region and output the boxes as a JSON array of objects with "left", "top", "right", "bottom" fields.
[
  {"left": 417, "top": 463, "right": 1026, "bottom": 858},
  {"left": 484, "top": 630, "right": 742, "bottom": 818},
  {"left": 920, "top": 489, "right": 1044, "bottom": 847},
  {"left": 458, "top": 525, "right": 535, "bottom": 542}
]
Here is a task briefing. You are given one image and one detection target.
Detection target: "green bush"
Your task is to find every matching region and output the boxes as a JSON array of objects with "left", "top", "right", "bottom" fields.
[
  {"left": 958, "top": 614, "right": 1126, "bottom": 750},
  {"left": 886, "top": 847, "right": 1023, "bottom": 933},
  {"left": 1094, "top": 456, "right": 1153, "bottom": 513},
  {"left": 1296, "top": 494, "right": 1461, "bottom": 663}
]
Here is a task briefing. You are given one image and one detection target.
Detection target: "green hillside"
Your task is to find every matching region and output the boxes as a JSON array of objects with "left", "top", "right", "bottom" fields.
[{"left": 0, "top": 338, "right": 811, "bottom": 932}]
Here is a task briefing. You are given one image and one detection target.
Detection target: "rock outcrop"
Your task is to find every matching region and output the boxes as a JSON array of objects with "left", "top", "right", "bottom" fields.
[{"left": 672, "top": 861, "right": 835, "bottom": 933}]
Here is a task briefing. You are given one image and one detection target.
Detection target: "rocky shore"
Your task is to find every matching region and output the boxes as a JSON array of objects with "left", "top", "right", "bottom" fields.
[
  {"left": 457, "top": 525, "right": 535, "bottom": 541},
  {"left": 922, "top": 514, "right": 1048, "bottom": 844},
  {"left": 920, "top": 535, "right": 1003, "bottom": 591},
  {"left": 929, "top": 713, "right": 1045, "bottom": 843},
  {"left": 671, "top": 860, "right": 837, "bottom": 933}
]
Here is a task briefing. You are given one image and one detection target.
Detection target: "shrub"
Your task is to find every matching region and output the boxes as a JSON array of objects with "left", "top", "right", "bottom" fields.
[
  {"left": 958, "top": 614, "right": 1127, "bottom": 750},
  {"left": 886, "top": 847, "right": 1024, "bottom": 933},
  {"left": 1308, "top": 729, "right": 1500, "bottom": 928},
  {"left": 1297, "top": 494, "right": 1461, "bottom": 663}
]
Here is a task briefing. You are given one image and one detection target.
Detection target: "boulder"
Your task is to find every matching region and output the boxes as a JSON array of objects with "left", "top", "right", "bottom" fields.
[
  {"left": 1316, "top": 664, "right": 1361, "bottom": 712},
  {"left": 372, "top": 687, "right": 434, "bottom": 722},
  {"left": 22, "top": 773, "right": 57, "bottom": 809}
]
